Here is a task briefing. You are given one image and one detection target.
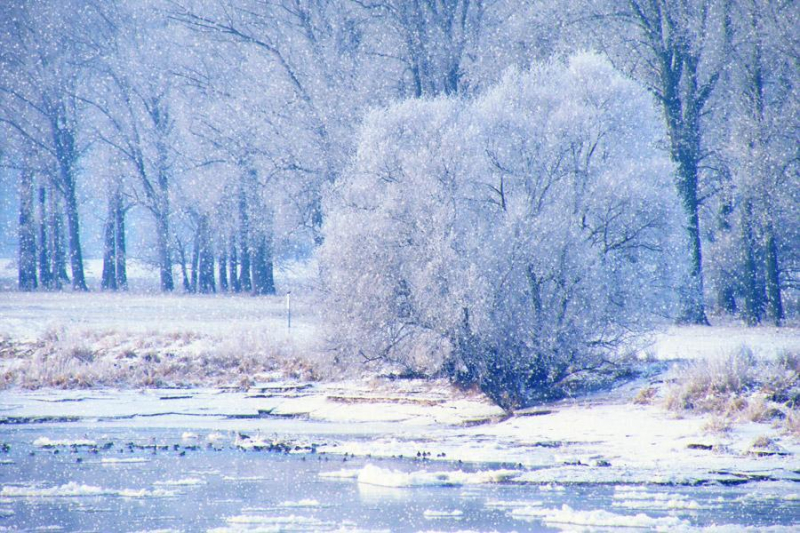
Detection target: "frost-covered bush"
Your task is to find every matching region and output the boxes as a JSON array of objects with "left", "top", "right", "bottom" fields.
[{"left": 320, "top": 53, "right": 684, "bottom": 409}]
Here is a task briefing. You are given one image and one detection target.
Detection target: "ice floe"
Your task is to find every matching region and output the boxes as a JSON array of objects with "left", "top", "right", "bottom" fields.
[
  {"left": 356, "top": 464, "right": 518, "bottom": 488},
  {"left": 33, "top": 437, "right": 97, "bottom": 448},
  {"left": 278, "top": 499, "right": 320, "bottom": 508},
  {"left": 0, "top": 482, "right": 174, "bottom": 499},
  {"left": 153, "top": 478, "right": 206, "bottom": 486},
  {"left": 511, "top": 504, "right": 688, "bottom": 528},
  {"left": 100, "top": 457, "right": 148, "bottom": 465}
]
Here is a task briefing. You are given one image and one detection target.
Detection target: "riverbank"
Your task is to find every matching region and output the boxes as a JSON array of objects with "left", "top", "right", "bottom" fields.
[{"left": 1, "top": 290, "right": 798, "bottom": 493}]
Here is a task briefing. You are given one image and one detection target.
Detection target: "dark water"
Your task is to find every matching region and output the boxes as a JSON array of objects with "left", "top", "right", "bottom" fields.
[{"left": 0, "top": 427, "right": 797, "bottom": 532}]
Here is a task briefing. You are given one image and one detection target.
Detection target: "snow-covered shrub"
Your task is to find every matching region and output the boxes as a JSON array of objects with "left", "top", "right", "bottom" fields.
[{"left": 320, "top": 53, "right": 683, "bottom": 409}]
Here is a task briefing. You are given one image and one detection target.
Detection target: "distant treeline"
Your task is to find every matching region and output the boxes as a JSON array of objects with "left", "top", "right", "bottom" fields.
[{"left": 1, "top": 1, "right": 797, "bottom": 403}]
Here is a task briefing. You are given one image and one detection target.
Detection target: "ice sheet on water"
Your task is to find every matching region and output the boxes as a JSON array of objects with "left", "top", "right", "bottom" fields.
[
  {"left": 33, "top": 437, "right": 97, "bottom": 447},
  {"left": 511, "top": 504, "right": 688, "bottom": 528},
  {"left": 153, "top": 478, "right": 205, "bottom": 486},
  {"left": 222, "top": 475, "right": 271, "bottom": 482},
  {"left": 278, "top": 499, "right": 321, "bottom": 508},
  {"left": 484, "top": 499, "right": 541, "bottom": 509},
  {"left": 100, "top": 457, "right": 148, "bottom": 465},
  {"left": 612, "top": 486, "right": 710, "bottom": 510},
  {"left": 356, "top": 464, "right": 518, "bottom": 488},
  {"left": 209, "top": 514, "right": 336, "bottom": 532},
  {"left": 0, "top": 482, "right": 175, "bottom": 499}
]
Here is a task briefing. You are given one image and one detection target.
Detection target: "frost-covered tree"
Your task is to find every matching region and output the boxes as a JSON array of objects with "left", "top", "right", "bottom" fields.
[
  {"left": 321, "top": 54, "right": 683, "bottom": 409},
  {"left": 726, "top": 0, "right": 797, "bottom": 325},
  {"left": 581, "top": 0, "right": 735, "bottom": 324},
  {"left": 0, "top": 0, "right": 114, "bottom": 291},
  {"left": 87, "top": 1, "right": 188, "bottom": 292}
]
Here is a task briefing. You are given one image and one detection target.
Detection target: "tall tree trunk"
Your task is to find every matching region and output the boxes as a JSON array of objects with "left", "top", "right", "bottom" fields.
[
  {"left": 715, "top": 200, "right": 737, "bottom": 314},
  {"left": 101, "top": 213, "right": 117, "bottom": 290},
  {"left": 190, "top": 227, "right": 200, "bottom": 294},
  {"left": 764, "top": 225, "right": 784, "bottom": 326},
  {"left": 37, "top": 186, "right": 52, "bottom": 289},
  {"left": 251, "top": 232, "right": 275, "bottom": 295},
  {"left": 50, "top": 190, "right": 68, "bottom": 290},
  {"left": 238, "top": 176, "right": 252, "bottom": 292},
  {"left": 53, "top": 115, "right": 87, "bottom": 291},
  {"left": 198, "top": 215, "right": 215, "bottom": 294},
  {"left": 741, "top": 199, "right": 764, "bottom": 325},
  {"left": 229, "top": 240, "right": 240, "bottom": 293},
  {"left": 662, "top": 54, "right": 709, "bottom": 325},
  {"left": 156, "top": 211, "right": 173, "bottom": 291},
  {"left": 18, "top": 169, "right": 37, "bottom": 291},
  {"left": 101, "top": 188, "right": 128, "bottom": 291},
  {"left": 60, "top": 165, "right": 87, "bottom": 291},
  {"left": 218, "top": 245, "right": 228, "bottom": 292},
  {"left": 115, "top": 196, "right": 128, "bottom": 290},
  {"left": 175, "top": 238, "right": 191, "bottom": 292}
]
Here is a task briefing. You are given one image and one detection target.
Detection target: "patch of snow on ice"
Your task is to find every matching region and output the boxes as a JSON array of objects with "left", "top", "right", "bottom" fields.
[
  {"left": 484, "top": 499, "right": 541, "bottom": 509},
  {"left": 1, "top": 483, "right": 108, "bottom": 497},
  {"left": 278, "top": 499, "right": 320, "bottom": 508},
  {"left": 222, "top": 514, "right": 332, "bottom": 528},
  {"left": 153, "top": 478, "right": 205, "bottom": 486},
  {"left": 222, "top": 476, "right": 271, "bottom": 482},
  {"left": 356, "top": 464, "right": 518, "bottom": 488},
  {"left": 33, "top": 437, "right": 96, "bottom": 447},
  {"left": 0, "top": 482, "right": 174, "bottom": 499},
  {"left": 511, "top": 504, "right": 688, "bottom": 528},
  {"left": 100, "top": 458, "right": 148, "bottom": 465},
  {"left": 207, "top": 432, "right": 226, "bottom": 443},
  {"left": 612, "top": 487, "right": 707, "bottom": 510}
]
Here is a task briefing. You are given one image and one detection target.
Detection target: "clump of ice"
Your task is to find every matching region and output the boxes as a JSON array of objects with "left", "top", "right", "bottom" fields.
[
  {"left": 100, "top": 458, "right": 148, "bottom": 465},
  {"left": 181, "top": 432, "right": 198, "bottom": 441},
  {"left": 153, "top": 478, "right": 205, "bottom": 486},
  {"left": 33, "top": 437, "right": 97, "bottom": 448},
  {"left": 219, "top": 514, "right": 333, "bottom": 528},
  {"left": 356, "top": 464, "right": 518, "bottom": 488},
  {"left": 511, "top": 504, "right": 688, "bottom": 528},
  {"left": 612, "top": 486, "right": 707, "bottom": 511},
  {"left": 0, "top": 482, "right": 174, "bottom": 499},
  {"left": 222, "top": 475, "right": 272, "bottom": 483},
  {"left": 423, "top": 509, "right": 463, "bottom": 519},
  {"left": 278, "top": 499, "right": 320, "bottom": 508},
  {"left": 117, "top": 488, "right": 176, "bottom": 498},
  {"left": 1, "top": 482, "right": 108, "bottom": 497},
  {"left": 207, "top": 432, "right": 225, "bottom": 443},
  {"left": 484, "top": 499, "right": 541, "bottom": 509}
]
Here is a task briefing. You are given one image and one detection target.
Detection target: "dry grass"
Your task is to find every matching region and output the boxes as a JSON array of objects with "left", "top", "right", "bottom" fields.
[
  {"left": 1, "top": 327, "right": 321, "bottom": 389},
  {"left": 664, "top": 346, "right": 799, "bottom": 436},
  {"left": 633, "top": 386, "right": 658, "bottom": 405}
]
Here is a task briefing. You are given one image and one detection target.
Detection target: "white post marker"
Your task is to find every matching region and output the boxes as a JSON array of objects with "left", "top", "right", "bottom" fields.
[{"left": 286, "top": 292, "right": 292, "bottom": 330}]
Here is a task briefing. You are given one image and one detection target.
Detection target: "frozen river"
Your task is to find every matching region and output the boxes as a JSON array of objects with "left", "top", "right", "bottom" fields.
[{"left": 1, "top": 423, "right": 798, "bottom": 532}]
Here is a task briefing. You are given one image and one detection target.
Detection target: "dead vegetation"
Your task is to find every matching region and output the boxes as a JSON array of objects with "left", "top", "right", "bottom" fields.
[
  {"left": 0, "top": 327, "right": 319, "bottom": 389},
  {"left": 664, "top": 347, "right": 799, "bottom": 437}
]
